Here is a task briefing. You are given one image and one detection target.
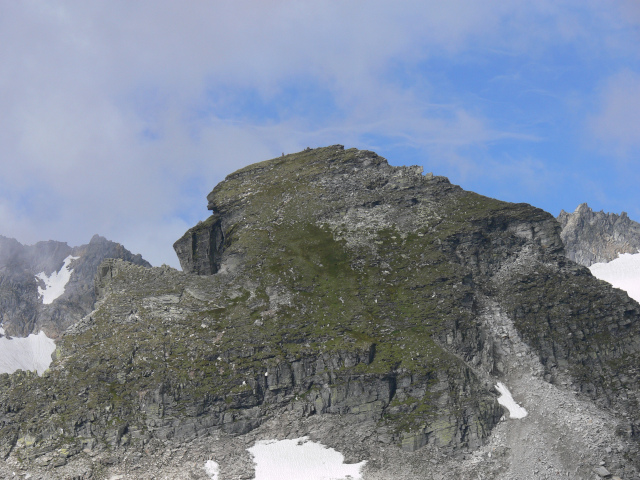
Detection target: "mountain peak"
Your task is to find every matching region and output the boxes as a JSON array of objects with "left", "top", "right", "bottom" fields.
[
  {"left": 1, "top": 147, "right": 639, "bottom": 479},
  {"left": 0, "top": 234, "right": 151, "bottom": 337},
  {"left": 558, "top": 205, "right": 640, "bottom": 266}
]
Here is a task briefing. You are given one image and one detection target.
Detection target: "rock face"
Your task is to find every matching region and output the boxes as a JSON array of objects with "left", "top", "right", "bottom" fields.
[
  {"left": 173, "top": 216, "right": 224, "bottom": 275},
  {"left": 0, "top": 146, "right": 639, "bottom": 479},
  {"left": 558, "top": 203, "right": 640, "bottom": 266},
  {"left": 0, "top": 234, "right": 151, "bottom": 337}
]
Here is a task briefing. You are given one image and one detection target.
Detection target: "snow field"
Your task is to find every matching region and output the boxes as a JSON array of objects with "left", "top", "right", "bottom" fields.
[
  {"left": 589, "top": 252, "right": 640, "bottom": 303},
  {"left": 35, "top": 255, "right": 79, "bottom": 304},
  {"left": 205, "top": 437, "right": 366, "bottom": 480},
  {"left": 495, "top": 382, "right": 528, "bottom": 419},
  {"left": 0, "top": 330, "right": 56, "bottom": 375},
  {"left": 204, "top": 460, "right": 219, "bottom": 480}
]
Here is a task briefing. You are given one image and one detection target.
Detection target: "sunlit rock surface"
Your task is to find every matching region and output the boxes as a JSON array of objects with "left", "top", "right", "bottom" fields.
[{"left": 0, "top": 146, "right": 638, "bottom": 479}]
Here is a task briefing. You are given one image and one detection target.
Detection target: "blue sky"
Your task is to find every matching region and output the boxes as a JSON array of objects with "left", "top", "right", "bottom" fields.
[{"left": 1, "top": 1, "right": 639, "bottom": 267}]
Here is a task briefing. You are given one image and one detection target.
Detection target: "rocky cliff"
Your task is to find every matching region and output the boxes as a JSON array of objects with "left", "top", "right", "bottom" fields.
[
  {"left": 0, "top": 146, "right": 638, "bottom": 479},
  {"left": 558, "top": 203, "right": 640, "bottom": 266},
  {"left": 0, "top": 234, "right": 151, "bottom": 337}
]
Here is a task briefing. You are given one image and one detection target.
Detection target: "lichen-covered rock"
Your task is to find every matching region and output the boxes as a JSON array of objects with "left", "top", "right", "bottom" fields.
[
  {"left": 558, "top": 203, "right": 640, "bottom": 266},
  {"left": 0, "top": 146, "right": 639, "bottom": 478}
]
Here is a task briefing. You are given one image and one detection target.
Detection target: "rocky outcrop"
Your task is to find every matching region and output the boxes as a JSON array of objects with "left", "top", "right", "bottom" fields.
[
  {"left": 0, "top": 234, "right": 151, "bottom": 337},
  {"left": 173, "top": 216, "right": 224, "bottom": 274},
  {"left": 0, "top": 146, "right": 639, "bottom": 478},
  {"left": 558, "top": 203, "right": 640, "bottom": 266}
]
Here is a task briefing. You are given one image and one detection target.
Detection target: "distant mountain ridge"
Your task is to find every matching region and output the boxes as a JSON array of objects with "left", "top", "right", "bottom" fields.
[
  {"left": 557, "top": 203, "right": 640, "bottom": 266},
  {"left": 0, "top": 234, "right": 151, "bottom": 337}
]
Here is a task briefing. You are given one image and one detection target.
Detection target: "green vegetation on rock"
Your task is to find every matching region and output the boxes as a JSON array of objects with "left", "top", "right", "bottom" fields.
[{"left": 0, "top": 145, "right": 638, "bottom": 472}]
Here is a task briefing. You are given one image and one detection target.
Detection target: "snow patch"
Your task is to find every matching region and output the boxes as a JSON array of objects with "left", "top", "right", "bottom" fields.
[
  {"left": 0, "top": 330, "right": 56, "bottom": 375},
  {"left": 496, "top": 382, "right": 528, "bottom": 419},
  {"left": 204, "top": 460, "right": 219, "bottom": 480},
  {"left": 589, "top": 252, "right": 640, "bottom": 303},
  {"left": 247, "top": 437, "right": 366, "bottom": 480},
  {"left": 35, "top": 255, "right": 79, "bottom": 304}
]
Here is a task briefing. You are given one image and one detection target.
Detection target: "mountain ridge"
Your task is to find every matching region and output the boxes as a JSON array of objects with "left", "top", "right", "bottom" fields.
[
  {"left": 0, "top": 146, "right": 638, "bottom": 479},
  {"left": 558, "top": 203, "right": 640, "bottom": 266},
  {"left": 0, "top": 234, "right": 151, "bottom": 338}
]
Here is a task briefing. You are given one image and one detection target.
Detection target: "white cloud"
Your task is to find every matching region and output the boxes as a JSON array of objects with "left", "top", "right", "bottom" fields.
[
  {"left": 0, "top": 1, "right": 637, "bottom": 266},
  {"left": 588, "top": 69, "right": 640, "bottom": 156}
]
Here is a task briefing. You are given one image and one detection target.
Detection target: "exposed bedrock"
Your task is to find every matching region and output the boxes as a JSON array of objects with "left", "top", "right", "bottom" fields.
[
  {"left": 0, "top": 146, "right": 638, "bottom": 475},
  {"left": 558, "top": 202, "right": 640, "bottom": 266},
  {"left": 173, "top": 215, "right": 224, "bottom": 275}
]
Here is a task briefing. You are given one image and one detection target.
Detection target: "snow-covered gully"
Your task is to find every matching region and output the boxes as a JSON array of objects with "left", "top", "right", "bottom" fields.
[
  {"left": 495, "top": 382, "right": 527, "bottom": 419},
  {"left": 35, "top": 254, "right": 78, "bottom": 304}
]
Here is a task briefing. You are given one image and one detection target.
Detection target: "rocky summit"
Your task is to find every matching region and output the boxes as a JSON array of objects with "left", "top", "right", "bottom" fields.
[
  {"left": 0, "top": 146, "right": 639, "bottom": 479},
  {"left": 558, "top": 203, "right": 640, "bottom": 267}
]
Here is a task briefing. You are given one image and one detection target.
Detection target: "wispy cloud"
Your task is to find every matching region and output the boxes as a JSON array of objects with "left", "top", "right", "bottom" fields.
[
  {"left": 0, "top": 1, "right": 639, "bottom": 265},
  {"left": 587, "top": 69, "right": 640, "bottom": 156}
]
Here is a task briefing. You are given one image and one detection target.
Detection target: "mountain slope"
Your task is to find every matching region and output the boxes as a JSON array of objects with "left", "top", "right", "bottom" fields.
[{"left": 0, "top": 146, "right": 638, "bottom": 479}]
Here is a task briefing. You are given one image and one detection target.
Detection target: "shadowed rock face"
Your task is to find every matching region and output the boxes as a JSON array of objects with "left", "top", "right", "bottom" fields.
[
  {"left": 558, "top": 203, "right": 640, "bottom": 266},
  {"left": 173, "top": 216, "right": 224, "bottom": 275},
  {"left": 1, "top": 146, "right": 639, "bottom": 477},
  {"left": 0, "top": 234, "right": 151, "bottom": 337}
]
